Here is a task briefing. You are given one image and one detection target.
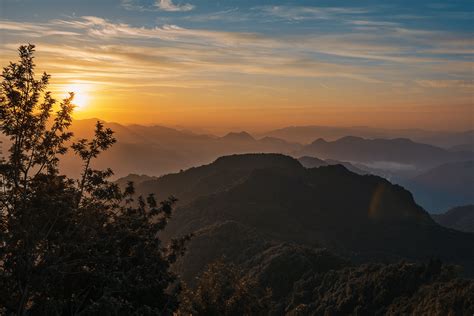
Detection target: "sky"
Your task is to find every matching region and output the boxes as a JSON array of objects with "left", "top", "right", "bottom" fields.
[{"left": 0, "top": 0, "right": 473, "bottom": 132}]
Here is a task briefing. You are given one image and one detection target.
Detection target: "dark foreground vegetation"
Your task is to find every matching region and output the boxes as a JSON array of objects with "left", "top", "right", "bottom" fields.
[
  {"left": 1, "top": 45, "right": 473, "bottom": 315},
  {"left": 0, "top": 45, "right": 188, "bottom": 315}
]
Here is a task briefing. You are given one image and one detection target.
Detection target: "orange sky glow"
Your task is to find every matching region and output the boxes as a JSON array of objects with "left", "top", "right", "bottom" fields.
[{"left": 1, "top": 1, "right": 472, "bottom": 133}]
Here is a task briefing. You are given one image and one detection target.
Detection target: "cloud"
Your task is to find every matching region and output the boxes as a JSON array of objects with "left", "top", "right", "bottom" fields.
[
  {"left": 0, "top": 20, "right": 80, "bottom": 37},
  {"left": 349, "top": 20, "right": 399, "bottom": 27},
  {"left": 257, "top": 5, "right": 370, "bottom": 21},
  {"left": 156, "top": 0, "right": 194, "bottom": 12},
  {"left": 121, "top": 0, "right": 194, "bottom": 12},
  {"left": 416, "top": 80, "right": 473, "bottom": 89},
  {"left": 180, "top": 8, "right": 247, "bottom": 23},
  {"left": 1, "top": 15, "right": 472, "bottom": 98}
]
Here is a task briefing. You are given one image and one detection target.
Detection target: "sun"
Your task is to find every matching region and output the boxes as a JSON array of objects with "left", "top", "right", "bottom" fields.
[{"left": 64, "top": 83, "right": 92, "bottom": 110}]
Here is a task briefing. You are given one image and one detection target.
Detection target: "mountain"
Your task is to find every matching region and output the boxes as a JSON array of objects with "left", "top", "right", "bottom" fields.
[
  {"left": 260, "top": 125, "right": 474, "bottom": 148},
  {"left": 324, "top": 159, "right": 368, "bottom": 175},
  {"left": 49, "top": 119, "right": 473, "bottom": 182},
  {"left": 297, "top": 156, "right": 328, "bottom": 168},
  {"left": 134, "top": 154, "right": 474, "bottom": 278},
  {"left": 260, "top": 126, "right": 434, "bottom": 144},
  {"left": 136, "top": 153, "right": 303, "bottom": 206},
  {"left": 294, "top": 136, "right": 471, "bottom": 170},
  {"left": 432, "top": 205, "right": 474, "bottom": 233},
  {"left": 59, "top": 119, "right": 301, "bottom": 178},
  {"left": 298, "top": 156, "right": 367, "bottom": 175},
  {"left": 221, "top": 131, "right": 255, "bottom": 142},
  {"left": 403, "top": 161, "right": 474, "bottom": 212},
  {"left": 180, "top": 223, "right": 474, "bottom": 315}
]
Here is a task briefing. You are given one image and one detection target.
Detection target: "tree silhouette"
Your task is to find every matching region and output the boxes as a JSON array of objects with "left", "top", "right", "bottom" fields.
[{"left": 0, "top": 44, "right": 188, "bottom": 315}]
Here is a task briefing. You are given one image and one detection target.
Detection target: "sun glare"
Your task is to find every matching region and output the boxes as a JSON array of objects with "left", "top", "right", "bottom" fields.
[{"left": 64, "top": 83, "right": 92, "bottom": 110}]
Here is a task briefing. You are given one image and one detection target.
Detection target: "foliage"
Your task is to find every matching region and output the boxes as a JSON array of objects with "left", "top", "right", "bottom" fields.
[
  {"left": 178, "top": 260, "right": 272, "bottom": 316},
  {"left": 286, "top": 260, "right": 473, "bottom": 315},
  {"left": 0, "top": 44, "right": 187, "bottom": 315}
]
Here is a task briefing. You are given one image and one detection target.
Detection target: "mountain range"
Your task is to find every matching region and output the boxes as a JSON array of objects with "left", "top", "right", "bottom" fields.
[
  {"left": 297, "top": 156, "right": 367, "bottom": 175},
  {"left": 4, "top": 118, "right": 472, "bottom": 212},
  {"left": 59, "top": 119, "right": 300, "bottom": 178},
  {"left": 260, "top": 125, "right": 474, "bottom": 148},
  {"left": 59, "top": 120, "right": 472, "bottom": 181},
  {"left": 127, "top": 154, "right": 474, "bottom": 282},
  {"left": 294, "top": 136, "right": 471, "bottom": 170}
]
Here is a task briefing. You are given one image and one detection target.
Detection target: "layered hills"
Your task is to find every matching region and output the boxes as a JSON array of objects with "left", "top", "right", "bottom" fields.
[
  {"left": 131, "top": 154, "right": 474, "bottom": 280},
  {"left": 294, "top": 136, "right": 471, "bottom": 169},
  {"left": 260, "top": 125, "right": 474, "bottom": 148}
]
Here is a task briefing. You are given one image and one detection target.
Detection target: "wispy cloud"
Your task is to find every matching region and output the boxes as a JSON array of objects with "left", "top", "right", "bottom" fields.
[
  {"left": 416, "top": 79, "right": 473, "bottom": 89},
  {"left": 156, "top": 0, "right": 194, "bottom": 12},
  {"left": 180, "top": 8, "right": 248, "bottom": 23},
  {"left": 0, "top": 20, "right": 81, "bottom": 37},
  {"left": 257, "top": 5, "right": 370, "bottom": 21},
  {"left": 349, "top": 20, "right": 400, "bottom": 27},
  {"left": 1, "top": 13, "right": 472, "bottom": 104},
  {"left": 0, "top": 17, "right": 387, "bottom": 93},
  {"left": 121, "top": 0, "right": 194, "bottom": 12}
]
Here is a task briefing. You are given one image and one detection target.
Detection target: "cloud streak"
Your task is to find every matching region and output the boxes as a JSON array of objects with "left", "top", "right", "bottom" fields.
[
  {"left": 257, "top": 5, "right": 370, "bottom": 21},
  {"left": 121, "top": 0, "right": 194, "bottom": 12},
  {"left": 156, "top": 0, "right": 194, "bottom": 12}
]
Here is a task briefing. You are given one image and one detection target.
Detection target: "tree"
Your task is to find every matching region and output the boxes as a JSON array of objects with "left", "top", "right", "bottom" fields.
[
  {"left": 178, "top": 260, "right": 272, "bottom": 316},
  {"left": 0, "top": 44, "right": 188, "bottom": 315}
]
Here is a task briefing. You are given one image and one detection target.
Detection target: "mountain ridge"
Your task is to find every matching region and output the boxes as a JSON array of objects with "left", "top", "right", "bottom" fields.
[
  {"left": 130, "top": 154, "right": 474, "bottom": 277},
  {"left": 294, "top": 136, "right": 471, "bottom": 169}
]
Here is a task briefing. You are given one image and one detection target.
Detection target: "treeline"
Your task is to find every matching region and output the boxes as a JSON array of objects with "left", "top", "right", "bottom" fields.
[{"left": 180, "top": 259, "right": 473, "bottom": 315}]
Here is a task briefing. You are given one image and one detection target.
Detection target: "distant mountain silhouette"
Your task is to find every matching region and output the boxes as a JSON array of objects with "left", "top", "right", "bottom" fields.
[
  {"left": 59, "top": 119, "right": 300, "bottom": 178},
  {"left": 403, "top": 161, "right": 474, "bottom": 212},
  {"left": 298, "top": 156, "right": 367, "bottom": 174},
  {"left": 294, "top": 136, "right": 471, "bottom": 169},
  {"left": 260, "top": 125, "right": 474, "bottom": 148},
  {"left": 133, "top": 154, "right": 474, "bottom": 278},
  {"left": 297, "top": 156, "right": 328, "bottom": 168},
  {"left": 55, "top": 120, "right": 472, "bottom": 185},
  {"left": 432, "top": 205, "right": 474, "bottom": 233},
  {"left": 221, "top": 131, "right": 256, "bottom": 142}
]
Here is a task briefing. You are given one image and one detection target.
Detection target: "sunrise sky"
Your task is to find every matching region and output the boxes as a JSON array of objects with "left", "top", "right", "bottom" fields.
[{"left": 0, "top": 0, "right": 472, "bottom": 132}]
